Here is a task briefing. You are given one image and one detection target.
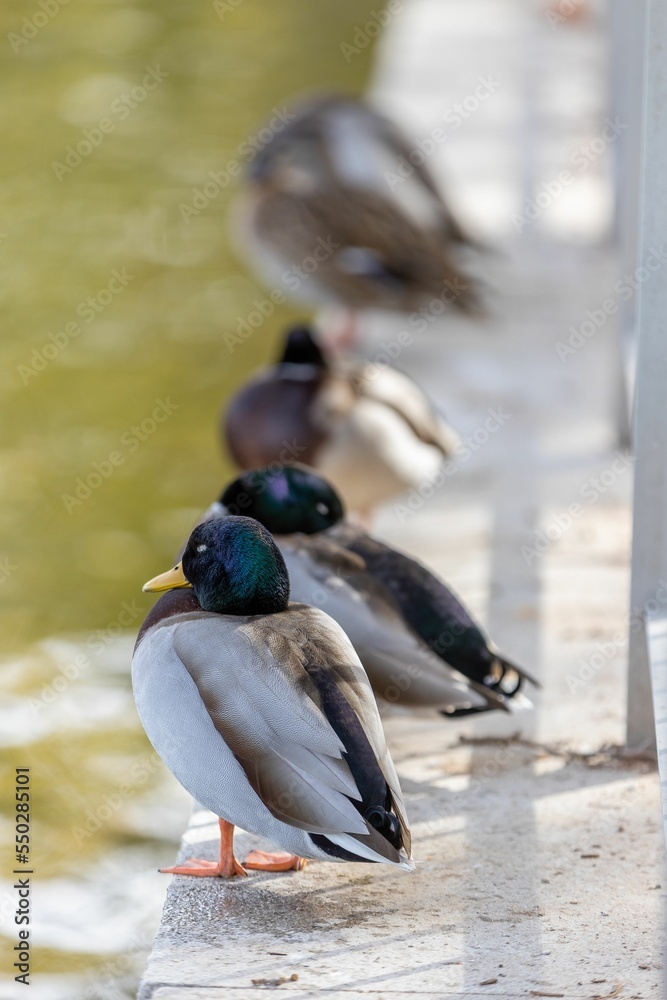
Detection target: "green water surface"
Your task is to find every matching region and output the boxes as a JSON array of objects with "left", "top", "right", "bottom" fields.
[{"left": 0, "top": 2, "right": 381, "bottom": 994}]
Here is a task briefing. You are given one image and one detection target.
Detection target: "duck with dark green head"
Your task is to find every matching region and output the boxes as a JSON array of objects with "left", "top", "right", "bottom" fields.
[
  {"left": 208, "top": 466, "right": 538, "bottom": 717},
  {"left": 133, "top": 514, "right": 413, "bottom": 878}
]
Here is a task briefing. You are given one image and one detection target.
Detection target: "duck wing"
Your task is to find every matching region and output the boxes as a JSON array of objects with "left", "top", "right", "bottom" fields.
[
  {"left": 319, "top": 97, "right": 476, "bottom": 247},
  {"left": 349, "top": 362, "right": 460, "bottom": 456},
  {"left": 278, "top": 532, "right": 502, "bottom": 714},
  {"left": 262, "top": 603, "right": 412, "bottom": 863},
  {"left": 334, "top": 525, "right": 538, "bottom": 697},
  {"left": 252, "top": 185, "right": 475, "bottom": 312}
]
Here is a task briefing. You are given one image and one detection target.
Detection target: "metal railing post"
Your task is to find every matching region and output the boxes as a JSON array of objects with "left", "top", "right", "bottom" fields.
[{"left": 627, "top": 0, "right": 666, "bottom": 752}]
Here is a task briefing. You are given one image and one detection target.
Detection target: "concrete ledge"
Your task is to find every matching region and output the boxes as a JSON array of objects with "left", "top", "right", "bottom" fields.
[{"left": 138, "top": 740, "right": 661, "bottom": 999}]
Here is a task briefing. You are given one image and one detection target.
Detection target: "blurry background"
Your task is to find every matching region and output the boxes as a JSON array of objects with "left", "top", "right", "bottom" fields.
[
  {"left": 0, "top": 0, "right": 630, "bottom": 997},
  {"left": 0, "top": 2, "right": 381, "bottom": 996}
]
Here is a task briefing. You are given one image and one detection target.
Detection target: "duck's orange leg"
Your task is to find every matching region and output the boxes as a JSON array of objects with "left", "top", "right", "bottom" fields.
[
  {"left": 160, "top": 818, "right": 246, "bottom": 878},
  {"left": 242, "top": 849, "right": 307, "bottom": 872},
  {"left": 320, "top": 307, "right": 359, "bottom": 355}
]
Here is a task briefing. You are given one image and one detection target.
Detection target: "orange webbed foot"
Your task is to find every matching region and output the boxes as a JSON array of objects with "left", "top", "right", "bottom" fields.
[
  {"left": 160, "top": 855, "right": 247, "bottom": 878},
  {"left": 242, "top": 850, "right": 307, "bottom": 872}
]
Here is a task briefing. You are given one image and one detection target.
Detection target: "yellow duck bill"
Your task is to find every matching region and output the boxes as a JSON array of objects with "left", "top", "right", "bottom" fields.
[{"left": 142, "top": 562, "right": 192, "bottom": 593}]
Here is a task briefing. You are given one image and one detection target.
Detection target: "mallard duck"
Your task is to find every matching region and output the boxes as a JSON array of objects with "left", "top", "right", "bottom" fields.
[
  {"left": 207, "top": 467, "right": 538, "bottom": 717},
  {"left": 133, "top": 515, "right": 413, "bottom": 877},
  {"left": 237, "top": 94, "right": 480, "bottom": 347},
  {"left": 222, "top": 324, "right": 460, "bottom": 517}
]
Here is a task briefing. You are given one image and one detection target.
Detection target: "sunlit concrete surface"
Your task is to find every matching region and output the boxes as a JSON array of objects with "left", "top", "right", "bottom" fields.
[
  {"left": 371, "top": 0, "right": 612, "bottom": 243},
  {"left": 138, "top": 1, "right": 665, "bottom": 997}
]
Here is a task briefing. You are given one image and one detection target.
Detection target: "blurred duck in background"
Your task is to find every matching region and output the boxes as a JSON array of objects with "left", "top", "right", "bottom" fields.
[
  {"left": 204, "top": 466, "right": 537, "bottom": 717},
  {"left": 135, "top": 516, "right": 413, "bottom": 876},
  {"left": 222, "top": 324, "right": 460, "bottom": 519},
  {"left": 237, "top": 94, "right": 481, "bottom": 349}
]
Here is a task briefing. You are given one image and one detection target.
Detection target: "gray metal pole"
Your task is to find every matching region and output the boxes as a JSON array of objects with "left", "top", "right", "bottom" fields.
[
  {"left": 627, "top": 0, "right": 666, "bottom": 752},
  {"left": 609, "top": 0, "right": 648, "bottom": 447}
]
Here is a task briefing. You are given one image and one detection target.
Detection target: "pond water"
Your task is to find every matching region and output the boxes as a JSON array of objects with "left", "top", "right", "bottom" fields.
[{"left": 0, "top": 2, "right": 378, "bottom": 995}]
